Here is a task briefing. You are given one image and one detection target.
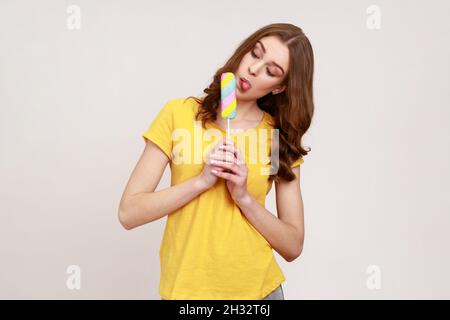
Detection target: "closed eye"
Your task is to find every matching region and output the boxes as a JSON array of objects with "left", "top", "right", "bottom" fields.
[{"left": 251, "top": 50, "right": 275, "bottom": 77}]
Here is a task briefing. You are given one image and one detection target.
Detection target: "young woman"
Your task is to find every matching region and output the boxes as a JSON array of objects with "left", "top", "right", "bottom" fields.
[{"left": 118, "top": 23, "right": 314, "bottom": 300}]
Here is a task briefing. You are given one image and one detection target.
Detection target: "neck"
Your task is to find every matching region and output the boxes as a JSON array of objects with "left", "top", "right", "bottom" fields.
[{"left": 234, "top": 99, "right": 261, "bottom": 121}]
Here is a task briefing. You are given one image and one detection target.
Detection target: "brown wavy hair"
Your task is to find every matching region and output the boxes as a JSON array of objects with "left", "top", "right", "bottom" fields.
[{"left": 186, "top": 23, "right": 314, "bottom": 183}]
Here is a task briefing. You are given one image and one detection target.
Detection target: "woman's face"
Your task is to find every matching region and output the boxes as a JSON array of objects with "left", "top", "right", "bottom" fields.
[{"left": 235, "top": 35, "right": 290, "bottom": 100}]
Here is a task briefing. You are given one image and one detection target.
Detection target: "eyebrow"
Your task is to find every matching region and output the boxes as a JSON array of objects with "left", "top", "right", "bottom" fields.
[{"left": 256, "top": 40, "right": 285, "bottom": 75}]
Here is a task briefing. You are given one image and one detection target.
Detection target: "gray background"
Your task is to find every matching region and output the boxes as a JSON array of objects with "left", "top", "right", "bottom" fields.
[{"left": 1, "top": 0, "right": 449, "bottom": 299}]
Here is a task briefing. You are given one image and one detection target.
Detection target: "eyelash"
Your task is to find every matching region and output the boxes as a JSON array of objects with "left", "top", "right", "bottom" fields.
[{"left": 251, "top": 50, "right": 275, "bottom": 77}]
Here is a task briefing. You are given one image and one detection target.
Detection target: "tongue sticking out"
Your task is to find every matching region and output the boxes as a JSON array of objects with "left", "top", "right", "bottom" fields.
[{"left": 240, "top": 79, "right": 250, "bottom": 91}]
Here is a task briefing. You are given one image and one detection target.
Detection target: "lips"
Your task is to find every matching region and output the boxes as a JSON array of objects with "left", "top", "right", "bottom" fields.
[{"left": 239, "top": 77, "right": 251, "bottom": 92}]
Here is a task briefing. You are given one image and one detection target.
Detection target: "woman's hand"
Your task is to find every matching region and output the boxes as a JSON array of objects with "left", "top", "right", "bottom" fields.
[
  {"left": 197, "top": 138, "right": 233, "bottom": 189},
  {"left": 210, "top": 139, "right": 249, "bottom": 203}
]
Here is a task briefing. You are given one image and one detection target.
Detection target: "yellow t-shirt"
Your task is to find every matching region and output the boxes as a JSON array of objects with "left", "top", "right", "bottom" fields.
[{"left": 142, "top": 97, "right": 304, "bottom": 300}]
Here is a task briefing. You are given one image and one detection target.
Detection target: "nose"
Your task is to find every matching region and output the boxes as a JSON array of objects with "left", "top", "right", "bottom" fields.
[{"left": 248, "top": 60, "right": 265, "bottom": 76}]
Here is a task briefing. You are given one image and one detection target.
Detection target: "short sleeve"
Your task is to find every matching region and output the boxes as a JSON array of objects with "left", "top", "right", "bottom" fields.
[
  {"left": 142, "top": 99, "right": 175, "bottom": 160},
  {"left": 291, "top": 156, "right": 304, "bottom": 168}
]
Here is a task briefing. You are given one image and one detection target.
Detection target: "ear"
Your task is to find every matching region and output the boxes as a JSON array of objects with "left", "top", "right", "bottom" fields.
[{"left": 272, "top": 85, "right": 286, "bottom": 95}]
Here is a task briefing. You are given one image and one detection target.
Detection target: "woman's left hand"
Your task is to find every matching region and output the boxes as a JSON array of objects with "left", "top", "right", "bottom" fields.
[{"left": 210, "top": 139, "right": 249, "bottom": 203}]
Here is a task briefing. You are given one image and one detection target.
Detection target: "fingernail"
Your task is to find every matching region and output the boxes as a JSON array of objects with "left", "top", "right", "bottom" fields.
[{"left": 212, "top": 169, "right": 218, "bottom": 174}]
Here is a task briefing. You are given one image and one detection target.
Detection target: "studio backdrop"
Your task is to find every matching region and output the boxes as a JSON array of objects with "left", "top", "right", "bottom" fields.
[{"left": 0, "top": 0, "right": 449, "bottom": 299}]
